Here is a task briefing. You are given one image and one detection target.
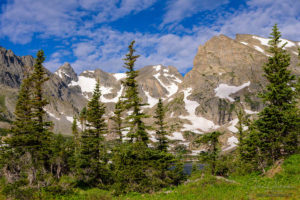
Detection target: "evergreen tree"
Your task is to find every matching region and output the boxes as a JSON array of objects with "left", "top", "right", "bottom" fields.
[
  {"left": 154, "top": 98, "right": 169, "bottom": 151},
  {"left": 79, "top": 107, "right": 87, "bottom": 131},
  {"left": 72, "top": 116, "right": 80, "bottom": 153},
  {"left": 110, "top": 98, "right": 125, "bottom": 142},
  {"left": 3, "top": 50, "right": 53, "bottom": 194},
  {"left": 121, "top": 40, "right": 150, "bottom": 144},
  {"left": 30, "top": 50, "right": 53, "bottom": 183},
  {"left": 76, "top": 81, "right": 109, "bottom": 186},
  {"left": 234, "top": 107, "right": 250, "bottom": 155},
  {"left": 244, "top": 24, "right": 300, "bottom": 171},
  {"left": 197, "top": 131, "right": 222, "bottom": 175},
  {"left": 3, "top": 75, "right": 35, "bottom": 187}
]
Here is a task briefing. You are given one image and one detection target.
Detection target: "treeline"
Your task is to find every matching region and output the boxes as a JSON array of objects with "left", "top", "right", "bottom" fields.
[{"left": 0, "top": 41, "right": 185, "bottom": 199}]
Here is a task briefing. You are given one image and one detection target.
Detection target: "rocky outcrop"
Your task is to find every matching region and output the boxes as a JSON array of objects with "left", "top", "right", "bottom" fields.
[
  {"left": 0, "top": 46, "right": 34, "bottom": 88},
  {"left": 54, "top": 62, "right": 78, "bottom": 84}
]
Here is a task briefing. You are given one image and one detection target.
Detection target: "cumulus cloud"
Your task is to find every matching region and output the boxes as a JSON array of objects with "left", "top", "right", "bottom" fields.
[
  {"left": 1, "top": 0, "right": 300, "bottom": 74},
  {"left": 218, "top": 0, "right": 300, "bottom": 39},
  {"left": 0, "top": 0, "right": 156, "bottom": 44}
]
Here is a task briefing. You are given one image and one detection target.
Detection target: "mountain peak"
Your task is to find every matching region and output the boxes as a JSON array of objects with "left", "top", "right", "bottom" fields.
[{"left": 55, "top": 62, "right": 78, "bottom": 83}]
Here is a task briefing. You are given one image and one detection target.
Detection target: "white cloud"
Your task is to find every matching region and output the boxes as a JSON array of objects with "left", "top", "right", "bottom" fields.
[
  {"left": 2, "top": 0, "right": 300, "bottom": 75},
  {"left": 162, "top": 0, "right": 229, "bottom": 27},
  {"left": 0, "top": 0, "right": 156, "bottom": 44},
  {"left": 218, "top": 0, "right": 300, "bottom": 39}
]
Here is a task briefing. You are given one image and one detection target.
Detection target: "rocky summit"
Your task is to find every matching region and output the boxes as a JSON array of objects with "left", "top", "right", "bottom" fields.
[{"left": 0, "top": 34, "right": 299, "bottom": 154}]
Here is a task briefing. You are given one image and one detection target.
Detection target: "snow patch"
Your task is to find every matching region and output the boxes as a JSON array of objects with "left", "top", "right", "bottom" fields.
[
  {"left": 240, "top": 41, "right": 248, "bottom": 45},
  {"left": 144, "top": 91, "right": 158, "bottom": 108},
  {"left": 244, "top": 109, "right": 258, "bottom": 114},
  {"left": 180, "top": 88, "right": 219, "bottom": 133},
  {"left": 113, "top": 73, "right": 127, "bottom": 81},
  {"left": 148, "top": 131, "right": 158, "bottom": 142},
  {"left": 253, "top": 36, "right": 296, "bottom": 48},
  {"left": 168, "top": 97, "right": 173, "bottom": 102},
  {"left": 227, "top": 118, "right": 239, "bottom": 133},
  {"left": 70, "top": 76, "right": 97, "bottom": 94},
  {"left": 178, "top": 142, "right": 190, "bottom": 147},
  {"left": 214, "top": 81, "right": 250, "bottom": 102},
  {"left": 254, "top": 45, "right": 265, "bottom": 53},
  {"left": 45, "top": 109, "right": 60, "bottom": 120},
  {"left": 223, "top": 136, "right": 239, "bottom": 151},
  {"left": 154, "top": 73, "right": 179, "bottom": 97},
  {"left": 153, "top": 65, "right": 162, "bottom": 71},
  {"left": 164, "top": 73, "right": 182, "bottom": 83},
  {"left": 65, "top": 116, "right": 73, "bottom": 123},
  {"left": 167, "top": 132, "right": 184, "bottom": 141},
  {"left": 170, "top": 112, "right": 174, "bottom": 118},
  {"left": 189, "top": 149, "right": 204, "bottom": 156},
  {"left": 55, "top": 69, "right": 70, "bottom": 79},
  {"left": 101, "top": 85, "right": 123, "bottom": 103},
  {"left": 100, "top": 85, "right": 113, "bottom": 95},
  {"left": 70, "top": 75, "right": 120, "bottom": 101}
]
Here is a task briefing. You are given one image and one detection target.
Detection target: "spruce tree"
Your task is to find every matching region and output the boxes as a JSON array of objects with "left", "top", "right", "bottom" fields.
[
  {"left": 30, "top": 50, "right": 53, "bottom": 182},
  {"left": 8, "top": 76, "right": 34, "bottom": 152},
  {"left": 72, "top": 116, "right": 80, "bottom": 153},
  {"left": 197, "top": 131, "right": 222, "bottom": 175},
  {"left": 235, "top": 107, "right": 250, "bottom": 154},
  {"left": 76, "top": 81, "right": 109, "bottom": 186},
  {"left": 3, "top": 75, "right": 35, "bottom": 186},
  {"left": 154, "top": 98, "right": 169, "bottom": 151},
  {"left": 110, "top": 98, "right": 125, "bottom": 142},
  {"left": 244, "top": 25, "right": 300, "bottom": 171},
  {"left": 3, "top": 50, "right": 52, "bottom": 191},
  {"left": 121, "top": 40, "right": 150, "bottom": 144}
]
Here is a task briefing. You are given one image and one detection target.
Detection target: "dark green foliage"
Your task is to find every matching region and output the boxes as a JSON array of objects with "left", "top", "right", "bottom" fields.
[
  {"left": 72, "top": 116, "right": 80, "bottom": 154},
  {"left": 121, "top": 41, "right": 150, "bottom": 144},
  {"left": 154, "top": 98, "right": 169, "bottom": 151},
  {"left": 49, "top": 134, "right": 75, "bottom": 180},
  {"left": 243, "top": 25, "right": 300, "bottom": 172},
  {"left": 110, "top": 99, "right": 125, "bottom": 142},
  {"left": 2, "top": 50, "right": 53, "bottom": 190},
  {"left": 112, "top": 142, "right": 185, "bottom": 195},
  {"left": 76, "top": 81, "right": 110, "bottom": 187},
  {"left": 197, "top": 131, "right": 222, "bottom": 175}
]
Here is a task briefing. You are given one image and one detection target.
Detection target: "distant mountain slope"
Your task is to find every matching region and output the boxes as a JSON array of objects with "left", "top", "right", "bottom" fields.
[{"left": 0, "top": 34, "right": 299, "bottom": 153}]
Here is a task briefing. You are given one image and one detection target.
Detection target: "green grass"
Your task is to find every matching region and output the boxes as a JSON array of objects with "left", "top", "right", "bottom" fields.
[{"left": 44, "top": 154, "right": 300, "bottom": 200}]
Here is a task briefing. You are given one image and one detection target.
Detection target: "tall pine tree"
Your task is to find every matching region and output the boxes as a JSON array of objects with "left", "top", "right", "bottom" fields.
[
  {"left": 154, "top": 98, "right": 169, "bottom": 151},
  {"left": 121, "top": 40, "right": 150, "bottom": 144},
  {"left": 110, "top": 98, "right": 125, "bottom": 142},
  {"left": 76, "top": 81, "right": 109, "bottom": 186},
  {"left": 244, "top": 24, "right": 300, "bottom": 171}
]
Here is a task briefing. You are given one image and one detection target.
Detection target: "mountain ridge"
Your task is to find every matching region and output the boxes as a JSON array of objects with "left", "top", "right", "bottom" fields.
[{"left": 1, "top": 34, "right": 299, "bottom": 154}]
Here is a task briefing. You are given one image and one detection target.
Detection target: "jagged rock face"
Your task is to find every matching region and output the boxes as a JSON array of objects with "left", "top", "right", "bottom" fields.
[
  {"left": 0, "top": 34, "right": 299, "bottom": 152},
  {"left": 0, "top": 46, "right": 34, "bottom": 88},
  {"left": 167, "top": 34, "right": 300, "bottom": 152},
  {"left": 180, "top": 34, "right": 268, "bottom": 126}
]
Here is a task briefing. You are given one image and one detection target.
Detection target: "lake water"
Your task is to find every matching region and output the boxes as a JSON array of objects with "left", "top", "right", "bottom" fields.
[{"left": 183, "top": 163, "right": 204, "bottom": 175}]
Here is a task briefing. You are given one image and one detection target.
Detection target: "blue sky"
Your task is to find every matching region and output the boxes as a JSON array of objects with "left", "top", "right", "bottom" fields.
[{"left": 0, "top": 0, "right": 300, "bottom": 74}]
